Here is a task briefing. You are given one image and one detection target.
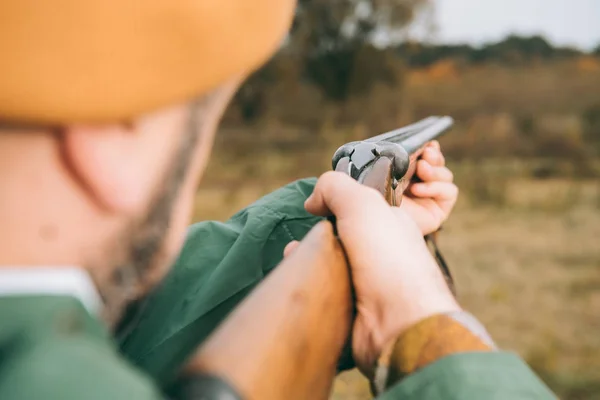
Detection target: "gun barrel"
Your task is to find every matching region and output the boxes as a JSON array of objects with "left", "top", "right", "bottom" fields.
[
  {"left": 366, "top": 116, "right": 454, "bottom": 154},
  {"left": 331, "top": 116, "right": 454, "bottom": 184}
]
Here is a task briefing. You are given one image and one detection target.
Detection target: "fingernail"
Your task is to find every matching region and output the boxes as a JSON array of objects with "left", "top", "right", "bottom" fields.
[{"left": 304, "top": 195, "right": 313, "bottom": 208}]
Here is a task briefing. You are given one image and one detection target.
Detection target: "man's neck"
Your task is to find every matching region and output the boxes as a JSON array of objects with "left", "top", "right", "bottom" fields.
[{"left": 0, "top": 132, "right": 99, "bottom": 266}]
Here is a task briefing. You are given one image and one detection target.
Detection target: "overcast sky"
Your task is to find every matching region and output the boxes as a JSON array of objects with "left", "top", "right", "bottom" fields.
[{"left": 428, "top": 0, "right": 600, "bottom": 50}]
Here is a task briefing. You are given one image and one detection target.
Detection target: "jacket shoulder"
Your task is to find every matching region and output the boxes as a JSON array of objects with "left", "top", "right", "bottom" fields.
[{"left": 0, "top": 296, "right": 160, "bottom": 400}]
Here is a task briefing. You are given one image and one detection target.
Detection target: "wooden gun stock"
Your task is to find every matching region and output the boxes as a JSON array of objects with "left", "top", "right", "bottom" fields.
[{"left": 189, "top": 222, "right": 352, "bottom": 400}]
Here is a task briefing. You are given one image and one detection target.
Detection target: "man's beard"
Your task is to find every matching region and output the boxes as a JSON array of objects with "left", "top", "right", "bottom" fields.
[{"left": 99, "top": 107, "right": 202, "bottom": 326}]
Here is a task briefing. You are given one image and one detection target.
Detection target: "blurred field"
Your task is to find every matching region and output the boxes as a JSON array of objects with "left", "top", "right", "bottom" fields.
[{"left": 193, "top": 59, "right": 600, "bottom": 399}]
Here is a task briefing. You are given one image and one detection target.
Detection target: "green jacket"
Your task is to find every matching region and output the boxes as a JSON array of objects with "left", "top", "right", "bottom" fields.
[
  {"left": 0, "top": 179, "right": 555, "bottom": 399},
  {"left": 0, "top": 295, "right": 553, "bottom": 400},
  {"left": 0, "top": 294, "right": 552, "bottom": 400},
  {"left": 0, "top": 295, "right": 162, "bottom": 400}
]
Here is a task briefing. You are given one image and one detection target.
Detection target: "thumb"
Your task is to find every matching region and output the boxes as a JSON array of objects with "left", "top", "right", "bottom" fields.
[{"left": 305, "top": 171, "right": 386, "bottom": 218}]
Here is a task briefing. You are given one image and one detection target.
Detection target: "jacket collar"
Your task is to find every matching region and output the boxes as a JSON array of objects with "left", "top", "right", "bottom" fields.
[{"left": 0, "top": 267, "right": 102, "bottom": 314}]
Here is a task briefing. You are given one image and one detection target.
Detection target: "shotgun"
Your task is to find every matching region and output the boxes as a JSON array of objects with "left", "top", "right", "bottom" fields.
[
  {"left": 331, "top": 116, "right": 455, "bottom": 291},
  {"left": 190, "top": 117, "right": 455, "bottom": 400}
]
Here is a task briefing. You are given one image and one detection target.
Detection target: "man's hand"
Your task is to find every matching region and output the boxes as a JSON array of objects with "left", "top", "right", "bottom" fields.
[
  {"left": 302, "top": 172, "right": 460, "bottom": 375},
  {"left": 401, "top": 141, "right": 458, "bottom": 235}
]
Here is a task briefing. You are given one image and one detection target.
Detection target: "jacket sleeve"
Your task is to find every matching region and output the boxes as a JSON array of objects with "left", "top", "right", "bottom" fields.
[
  {"left": 376, "top": 352, "right": 556, "bottom": 400},
  {"left": 118, "top": 178, "right": 324, "bottom": 385}
]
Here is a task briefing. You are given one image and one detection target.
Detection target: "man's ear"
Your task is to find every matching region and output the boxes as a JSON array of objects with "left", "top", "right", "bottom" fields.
[{"left": 62, "top": 113, "right": 184, "bottom": 214}]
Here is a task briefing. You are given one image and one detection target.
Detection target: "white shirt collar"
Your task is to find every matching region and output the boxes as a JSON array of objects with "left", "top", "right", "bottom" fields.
[{"left": 0, "top": 268, "right": 102, "bottom": 314}]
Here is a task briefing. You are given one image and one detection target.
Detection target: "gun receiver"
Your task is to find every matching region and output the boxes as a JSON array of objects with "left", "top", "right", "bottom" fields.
[{"left": 332, "top": 116, "right": 454, "bottom": 204}]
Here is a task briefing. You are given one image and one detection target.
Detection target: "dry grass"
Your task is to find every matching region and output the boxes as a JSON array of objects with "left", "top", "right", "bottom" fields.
[{"left": 444, "top": 180, "right": 600, "bottom": 391}]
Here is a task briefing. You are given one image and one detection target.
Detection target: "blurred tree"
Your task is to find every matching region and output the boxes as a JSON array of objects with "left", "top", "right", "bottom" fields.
[
  {"left": 290, "top": 0, "right": 429, "bottom": 55},
  {"left": 395, "top": 35, "right": 588, "bottom": 68},
  {"left": 396, "top": 42, "right": 475, "bottom": 66},
  {"left": 231, "top": 0, "right": 431, "bottom": 122},
  {"left": 582, "top": 104, "right": 600, "bottom": 155},
  {"left": 294, "top": 0, "right": 430, "bottom": 100},
  {"left": 472, "top": 35, "right": 555, "bottom": 65}
]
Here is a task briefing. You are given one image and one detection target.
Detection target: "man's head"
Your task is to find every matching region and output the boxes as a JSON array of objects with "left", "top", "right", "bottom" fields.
[{"left": 0, "top": 0, "right": 295, "bottom": 324}]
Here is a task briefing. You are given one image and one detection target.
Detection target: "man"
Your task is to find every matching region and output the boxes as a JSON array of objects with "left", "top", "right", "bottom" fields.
[{"left": 0, "top": 1, "right": 554, "bottom": 399}]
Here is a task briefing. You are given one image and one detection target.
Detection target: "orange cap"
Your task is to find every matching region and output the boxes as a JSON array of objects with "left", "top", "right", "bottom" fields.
[{"left": 0, "top": 0, "right": 295, "bottom": 124}]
